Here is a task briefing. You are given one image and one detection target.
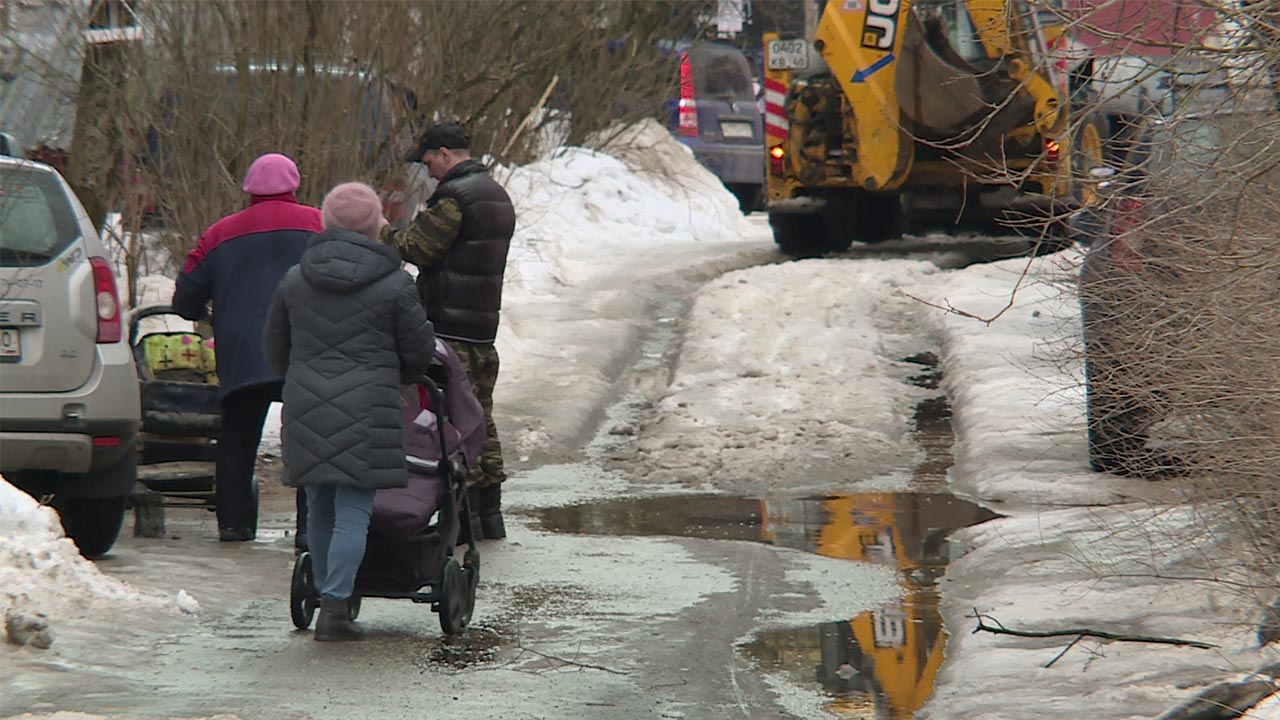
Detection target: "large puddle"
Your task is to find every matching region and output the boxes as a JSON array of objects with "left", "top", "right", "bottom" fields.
[{"left": 536, "top": 351, "right": 997, "bottom": 717}]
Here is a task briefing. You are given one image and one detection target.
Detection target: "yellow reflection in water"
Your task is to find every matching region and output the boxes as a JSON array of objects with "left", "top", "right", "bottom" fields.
[{"left": 759, "top": 493, "right": 995, "bottom": 719}]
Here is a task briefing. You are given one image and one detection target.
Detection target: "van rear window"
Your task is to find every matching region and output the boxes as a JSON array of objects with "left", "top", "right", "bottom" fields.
[
  {"left": 692, "top": 50, "right": 755, "bottom": 103},
  {"left": 0, "top": 166, "right": 81, "bottom": 266}
]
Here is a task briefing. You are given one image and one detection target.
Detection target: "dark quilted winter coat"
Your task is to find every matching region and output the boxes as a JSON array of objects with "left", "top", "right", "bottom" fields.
[{"left": 264, "top": 228, "right": 434, "bottom": 490}]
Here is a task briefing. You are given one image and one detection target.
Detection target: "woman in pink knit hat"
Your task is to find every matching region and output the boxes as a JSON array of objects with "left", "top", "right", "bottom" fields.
[
  {"left": 174, "top": 153, "right": 322, "bottom": 544},
  {"left": 266, "top": 182, "right": 434, "bottom": 641}
]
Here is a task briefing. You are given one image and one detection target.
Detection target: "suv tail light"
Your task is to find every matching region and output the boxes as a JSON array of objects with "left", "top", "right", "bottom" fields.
[
  {"left": 1109, "top": 198, "right": 1146, "bottom": 271},
  {"left": 89, "top": 257, "right": 122, "bottom": 343},
  {"left": 678, "top": 54, "right": 698, "bottom": 137}
]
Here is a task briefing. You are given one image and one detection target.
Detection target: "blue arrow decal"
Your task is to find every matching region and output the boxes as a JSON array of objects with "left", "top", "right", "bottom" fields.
[{"left": 852, "top": 53, "right": 895, "bottom": 83}]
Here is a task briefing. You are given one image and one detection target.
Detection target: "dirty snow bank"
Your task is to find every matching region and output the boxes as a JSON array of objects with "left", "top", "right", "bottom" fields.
[
  {"left": 627, "top": 258, "right": 938, "bottom": 492},
  {"left": 914, "top": 253, "right": 1280, "bottom": 720},
  {"left": 0, "top": 477, "right": 148, "bottom": 639}
]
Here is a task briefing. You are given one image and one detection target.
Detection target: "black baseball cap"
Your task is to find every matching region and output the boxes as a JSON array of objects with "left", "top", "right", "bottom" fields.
[{"left": 405, "top": 122, "right": 471, "bottom": 162}]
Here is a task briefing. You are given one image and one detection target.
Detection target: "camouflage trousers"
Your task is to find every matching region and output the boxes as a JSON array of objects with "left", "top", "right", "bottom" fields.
[{"left": 448, "top": 339, "right": 506, "bottom": 488}]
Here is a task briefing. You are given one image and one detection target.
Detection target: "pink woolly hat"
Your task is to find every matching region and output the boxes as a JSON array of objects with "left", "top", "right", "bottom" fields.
[
  {"left": 321, "top": 182, "right": 383, "bottom": 239},
  {"left": 241, "top": 153, "right": 301, "bottom": 196}
]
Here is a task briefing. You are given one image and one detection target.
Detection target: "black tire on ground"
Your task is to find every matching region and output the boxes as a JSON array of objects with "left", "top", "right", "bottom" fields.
[
  {"left": 57, "top": 495, "right": 127, "bottom": 558},
  {"left": 857, "top": 192, "right": 905, "bottom": 244},
  {"left": 770, "top": 211, "right": 825, "bottom": 257}
]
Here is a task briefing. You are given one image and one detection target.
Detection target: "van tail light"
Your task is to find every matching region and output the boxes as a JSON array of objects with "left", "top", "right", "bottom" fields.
[
  {"left": 89, "top": 257, "right": 123, "bottom": 344},
  {"left": 769, "top": 145, "right": 786, "bottom": 176},
  {"left": 678, "top": 54, "right": 698, "bottom": 137}
]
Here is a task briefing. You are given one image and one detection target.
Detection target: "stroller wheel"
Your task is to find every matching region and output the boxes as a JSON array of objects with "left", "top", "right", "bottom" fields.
[
  {"left": 462, "top": 548, "right": 480, "bottom": 615},
  {"left": 290, "top": 552, "right": 318, "bottom": 630},
  {"left": 347, "top": 594, "right": 361, "bottom": 621},
  {"left": 437, "top": 559, "right": 471, "bottom": 635}
]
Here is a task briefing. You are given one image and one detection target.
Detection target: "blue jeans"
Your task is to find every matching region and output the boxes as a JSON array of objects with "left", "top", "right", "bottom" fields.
[{"left": 305, "top": 485, "right": 376, "bottom": 601}]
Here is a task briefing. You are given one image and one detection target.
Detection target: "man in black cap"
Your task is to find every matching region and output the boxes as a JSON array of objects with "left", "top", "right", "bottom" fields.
[{"left": 382, "top": 122, "right": 515, "bottom": 540}]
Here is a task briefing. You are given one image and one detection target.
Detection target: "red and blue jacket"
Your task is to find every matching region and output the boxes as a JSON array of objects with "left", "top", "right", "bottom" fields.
[{"left": 173, "top": 193, "right": 323, "bottom": 398}]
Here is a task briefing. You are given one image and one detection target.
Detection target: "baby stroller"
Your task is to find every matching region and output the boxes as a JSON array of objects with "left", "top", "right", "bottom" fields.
[
  {"left": 128, "top": 305, "right": 228, "bottom": 515},
  {"left": 289, "top": 340, "right": 486, "bottom": 635}
]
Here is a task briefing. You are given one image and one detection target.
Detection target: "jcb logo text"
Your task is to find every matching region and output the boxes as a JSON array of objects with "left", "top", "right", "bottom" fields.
[{"left": 862, "top": 0, "right": 900, "bottom": 50}]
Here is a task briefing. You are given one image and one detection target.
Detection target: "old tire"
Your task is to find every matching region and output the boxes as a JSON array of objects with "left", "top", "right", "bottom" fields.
[{"left": 57, "top": 495, "right": 127, "bottom": 559}]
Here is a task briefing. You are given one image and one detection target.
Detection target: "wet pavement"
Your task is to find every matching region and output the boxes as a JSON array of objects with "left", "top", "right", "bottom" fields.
[{"left": 530, "top": 353, "right": 999, "bottom": 718}]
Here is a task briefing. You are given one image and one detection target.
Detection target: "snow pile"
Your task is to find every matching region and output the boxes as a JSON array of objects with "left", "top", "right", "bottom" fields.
[
  {"left": 912, "top": 253, "right": 1279, "bottom": 720},
  {"left": 0, "top": 476, "right": 145, "bottom": 633},
  {"left": 497, "top": 118, "right": 755, "bottom": 302}
]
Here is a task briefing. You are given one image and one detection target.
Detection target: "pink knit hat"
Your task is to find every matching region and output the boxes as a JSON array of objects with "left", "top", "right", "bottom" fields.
[
  {"left": 321, "top": 182, "right": 384, "bottom": 239},
  {"left": 241, "top": 153, "right": 301, "bottom": 196}
]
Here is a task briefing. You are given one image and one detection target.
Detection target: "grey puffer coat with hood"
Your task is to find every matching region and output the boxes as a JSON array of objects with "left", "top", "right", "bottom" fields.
[{"left": 264, "top": 227, "right": 434, "bottom": 490}]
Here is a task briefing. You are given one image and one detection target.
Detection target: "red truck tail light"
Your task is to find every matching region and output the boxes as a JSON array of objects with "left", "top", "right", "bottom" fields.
[
  {"left": 89, "top": 257, "right": 122, "bottom": 344},
  {"left": 678, "top": 53, "right": 698, "bottom": 137},
  {"left": 1045, "top": 139, "right": 1061, "bottom": 171},
  {"left": 769, "top": 145, "right": 786, "bottom": 176}
]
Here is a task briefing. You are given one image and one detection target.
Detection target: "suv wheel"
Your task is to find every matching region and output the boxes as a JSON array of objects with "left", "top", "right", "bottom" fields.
[
  {"left": 56, "top": 495, "right": 127, "bottom": 558},
  {"left": 1085, "top": 357, "right": 1152, "bottom": 475}
]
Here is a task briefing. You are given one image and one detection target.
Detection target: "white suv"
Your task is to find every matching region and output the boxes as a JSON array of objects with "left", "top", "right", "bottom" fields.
[{"left": 0, "top": 156, "right": 140, "bottom": 557}]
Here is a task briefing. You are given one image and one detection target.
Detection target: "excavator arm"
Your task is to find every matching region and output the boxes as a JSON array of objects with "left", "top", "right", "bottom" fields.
[{"left": 816, "top": 0, "right": 916, "bottom": 191}]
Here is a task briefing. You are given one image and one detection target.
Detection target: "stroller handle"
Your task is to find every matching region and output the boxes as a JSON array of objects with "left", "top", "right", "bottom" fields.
[
  {"left": 128, "top": 304, "right": 190, "bottom": 346},
  {"left": 414, "top": 374, "right": 453, "bottom": 482}
]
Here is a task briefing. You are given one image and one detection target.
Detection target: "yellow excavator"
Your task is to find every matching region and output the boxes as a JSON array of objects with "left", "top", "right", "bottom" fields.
[{"left": 762, "top": 0, "right": 1104, "bottom": 255}]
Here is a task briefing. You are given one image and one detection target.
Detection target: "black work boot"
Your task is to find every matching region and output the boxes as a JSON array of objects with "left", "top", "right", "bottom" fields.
[
  {"left": 477, "top": 485, "right": 506, "bottom": 540},
  {"left": 218, "top": 526, "right": 254, "bottom": 542},
  {"left": 314, "top": 598, "right": 361, "bottom": 641}
]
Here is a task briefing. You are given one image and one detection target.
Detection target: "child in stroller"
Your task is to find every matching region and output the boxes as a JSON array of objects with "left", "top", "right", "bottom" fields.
[{"left": 290, "top": 339, "right": 486, "bottom": 635}]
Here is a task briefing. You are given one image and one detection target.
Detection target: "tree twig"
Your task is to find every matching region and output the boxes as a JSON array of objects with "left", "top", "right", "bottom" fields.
[
  {"left": 968, "top": 608, "right": 1218, "bottom": 650},
  {"left": 1044, "top": 633, "right": 1084, "bottom": 668},
  {"left": 517, "top": 644, "right": 630, "bottom": 675}
]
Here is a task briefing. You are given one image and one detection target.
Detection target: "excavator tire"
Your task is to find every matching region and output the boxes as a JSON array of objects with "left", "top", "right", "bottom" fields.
[
  {"left": 770, "top": 211, "right": 826, "bottom": 258},
  {"left": 1073, "top": 114, "right": 1109, "bottom": 207}
]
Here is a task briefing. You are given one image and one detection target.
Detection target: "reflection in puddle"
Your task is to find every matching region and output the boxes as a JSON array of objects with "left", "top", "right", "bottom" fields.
[
  {"left": 537, "top": 492, "right": 996, "bottom": 717},
  {"left": 538, "top": 351, "right": 995, "bottom": 717},
  {"left": 747, "top": 493, "right": 995, "bottom": 718}
]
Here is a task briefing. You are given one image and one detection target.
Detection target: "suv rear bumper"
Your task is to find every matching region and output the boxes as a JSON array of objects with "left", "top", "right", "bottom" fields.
[
  {"left": 682, "top": 139, "right": 766, "bottom": 186},
  {"left": 0, "top": 418, "right": 139, "bottom": 473}
]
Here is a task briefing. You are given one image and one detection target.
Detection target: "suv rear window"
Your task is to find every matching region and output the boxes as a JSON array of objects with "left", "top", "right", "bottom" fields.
[
  {"left": 690, "top": 48, "right": 755, "bottom": 103},
  {"left": 0, "top": 166, "right": 81, "bottom": 266}
]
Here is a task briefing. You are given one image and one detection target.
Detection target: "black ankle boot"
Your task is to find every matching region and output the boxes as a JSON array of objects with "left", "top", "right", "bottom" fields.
[
  {"left": 477, "top": 485, "right": 506, "bottom": 539},
  {"left": 314, "top": 598, "right": 361, "bottom": 641}
]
